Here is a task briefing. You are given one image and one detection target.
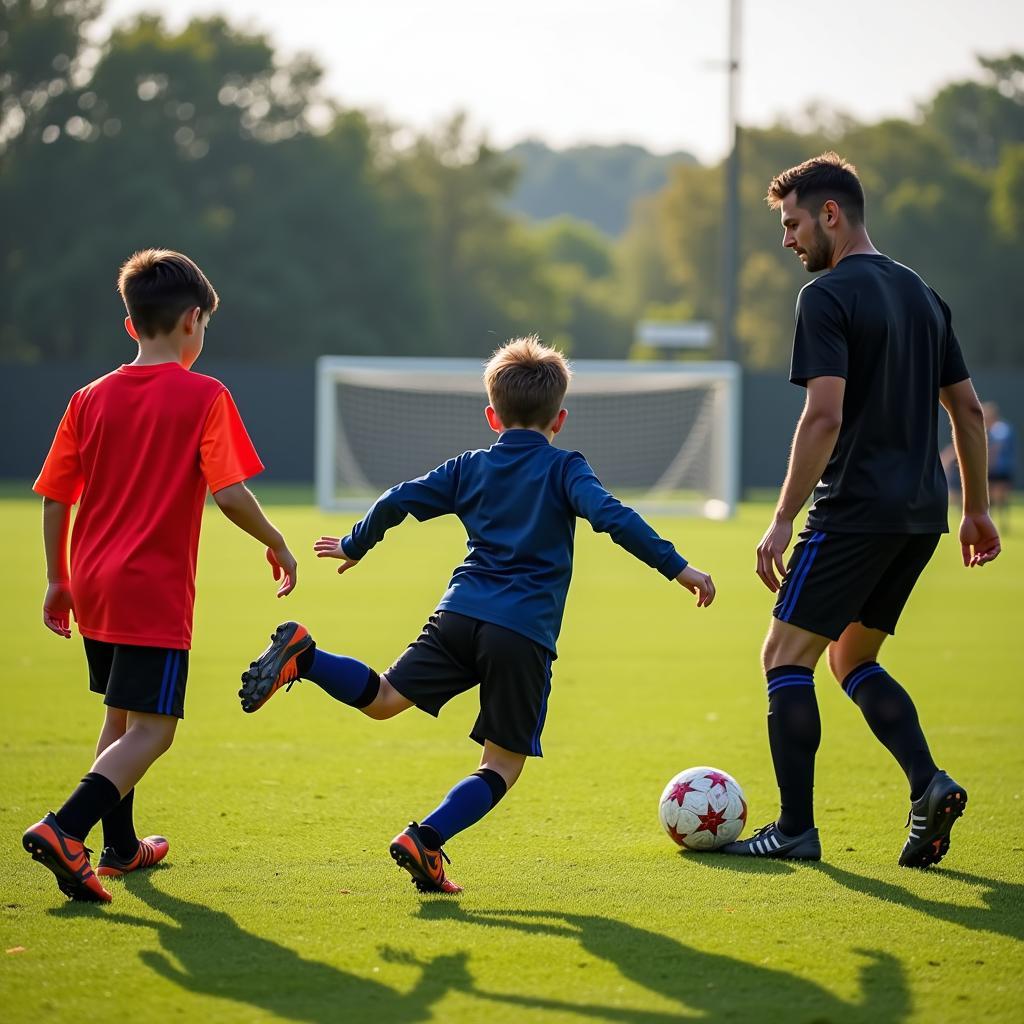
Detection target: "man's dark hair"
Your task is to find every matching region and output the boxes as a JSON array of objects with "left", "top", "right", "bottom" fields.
[
  {"left": 117, "top": 249, "right": 219, "bottom": 338},
  {"left": 765, "top": 152, "right": 865, "bottom": 224}
]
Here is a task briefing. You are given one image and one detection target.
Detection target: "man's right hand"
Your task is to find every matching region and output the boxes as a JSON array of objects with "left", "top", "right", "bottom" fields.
[
  {"left": 676, "top": 565, "right": 716, "bottom": 607},
  {"left": 959, "top": 513, "right": 1001, "bottom": 567},
  {"left": 266, "top": 544, "right": 297, "bottom": 597}
]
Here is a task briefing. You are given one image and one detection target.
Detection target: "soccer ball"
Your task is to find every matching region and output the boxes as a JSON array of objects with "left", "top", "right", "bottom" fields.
[{"left": 659, "top": 766, "right": 747, "bottom": 850}]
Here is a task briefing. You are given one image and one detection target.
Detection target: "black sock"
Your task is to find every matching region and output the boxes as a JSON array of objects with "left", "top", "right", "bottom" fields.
[
  {"left": 766, "top": 666, "right": 820, "bottom": 836},
  {"left": 296, "top": 643, "right": 316, "bottom": 676},
  {"left": 843, "top": 663, "right": 938, "bottom": 800},
  {"left": 55, "top": 772, "right": 123, "bottom": 843},
  {"left": 101, "top": 787, "right": 139, "bottom": 859}
]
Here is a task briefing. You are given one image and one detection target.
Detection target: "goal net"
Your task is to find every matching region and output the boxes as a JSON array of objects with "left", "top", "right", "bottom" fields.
[{"left": 316, "top": 357, "right": 741, "bottom": 518}]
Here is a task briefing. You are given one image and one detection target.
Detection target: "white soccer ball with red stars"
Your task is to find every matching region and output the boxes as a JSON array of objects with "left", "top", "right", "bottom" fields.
[{"left": 658, "top": 766, "right": 747, "bottom": 850}]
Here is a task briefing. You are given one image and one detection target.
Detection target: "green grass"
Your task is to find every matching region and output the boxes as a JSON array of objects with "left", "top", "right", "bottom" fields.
[{"left": 2, "top": 496, "right": 1022, "bottom": 1022}]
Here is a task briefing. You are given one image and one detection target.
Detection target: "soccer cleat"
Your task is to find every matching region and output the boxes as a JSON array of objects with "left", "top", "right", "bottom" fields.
[
  {"left": 239, "top": 621, "right": 314, "bottom": 713},
  {"left": 22, "top": 813, "right": 112, "bottom": 902},
  {"left": 720, "top": 821, "right": 822, "bottom": 860},
  {"left": 96, "top": 835, "right": 169, "bottom": 877},
  {"left": 389, "top": 823, "right": 463, "bottom": 894},
  {"left": 899, "top": 770, "right": 967, "bottom": 868}
]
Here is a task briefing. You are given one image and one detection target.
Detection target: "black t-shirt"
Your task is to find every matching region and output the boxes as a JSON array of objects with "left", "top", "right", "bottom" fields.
[{"left": 790, "top": 253, "right": 969, "bottom": 534}]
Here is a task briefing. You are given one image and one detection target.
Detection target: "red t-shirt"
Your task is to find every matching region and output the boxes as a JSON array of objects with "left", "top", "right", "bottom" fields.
[{"left": 34, "top": 363, "right": 264, "bottom": 649}]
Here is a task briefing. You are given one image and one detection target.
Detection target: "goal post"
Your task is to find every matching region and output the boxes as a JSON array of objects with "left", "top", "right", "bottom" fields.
[{"left": 316, "top": 356, "right": 741, "bottom": 517}]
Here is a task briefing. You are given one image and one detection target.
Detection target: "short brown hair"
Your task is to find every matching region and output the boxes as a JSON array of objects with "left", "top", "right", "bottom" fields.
[
  {"left": 766, "top": 151, "right": 865, "bottom": 224},
  {"left": 117, "top": 249, "right": 219, "bottom": 338},
  {"left": 484, "top": 335, "right": 572, "bottom": 428}
]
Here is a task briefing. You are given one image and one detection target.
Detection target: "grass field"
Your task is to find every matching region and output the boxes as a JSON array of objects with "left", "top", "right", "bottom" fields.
[{"left": 2, "top": 494, "right": 1022, "bottom": 1022}]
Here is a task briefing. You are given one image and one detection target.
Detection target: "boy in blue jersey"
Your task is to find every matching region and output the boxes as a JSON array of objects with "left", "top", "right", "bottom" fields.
[{"left": 238, "top": 336, "right": 715, "bottom": 893}]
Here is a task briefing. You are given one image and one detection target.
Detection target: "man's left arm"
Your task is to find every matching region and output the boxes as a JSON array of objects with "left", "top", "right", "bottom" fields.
[{"left": 756, "top": 376, "right": 845, "bottom": 592}]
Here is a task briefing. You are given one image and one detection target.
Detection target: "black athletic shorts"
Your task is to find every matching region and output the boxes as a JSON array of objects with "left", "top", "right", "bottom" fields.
[
  {"left": 84, "top": 638, "right": 189, "bottom": 718},
  {"left": 772, "top": 530, "right": 941, "bottom": 641},
  {"left": 384, "top": 611, "right": 553, "bottom": 757}
]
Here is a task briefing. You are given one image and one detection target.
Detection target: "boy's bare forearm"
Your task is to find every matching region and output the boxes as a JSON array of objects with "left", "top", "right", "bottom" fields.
[
  {"left": 41, "top": 497, "right": 72, "bottom": 581},
  {"left": 212, "top": 482, "right": 285, "bottom": 549}
]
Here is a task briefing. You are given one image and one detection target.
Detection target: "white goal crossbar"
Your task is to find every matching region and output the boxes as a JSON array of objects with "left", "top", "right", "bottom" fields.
[{"left": 316, "top": 357, "right": 741, "bottom": 518}]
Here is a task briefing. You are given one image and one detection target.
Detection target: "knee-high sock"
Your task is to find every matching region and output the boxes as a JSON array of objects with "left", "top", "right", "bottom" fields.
[
  {"left": 55, "top": 772, "right": 123, "bottom": 843},
  {"left": 766, "top": 666, "right": 820, "bottom": 836},
  {"left": 419, "top": 769, "right": 508, "bottom": 848},
  {"left": 299, "top": 648, "right": 380, "bottom": 708},
  {"left": 101, "top": 787, "right": 138, "bottom": 858},
  {"left": 843, "top": 662, "right": 938, "bottom": 800}
]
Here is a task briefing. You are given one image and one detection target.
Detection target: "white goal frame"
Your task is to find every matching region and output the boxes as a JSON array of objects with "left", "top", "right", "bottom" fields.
[{"left": 316, "top": 356, "right": 741, "bottom": 517}]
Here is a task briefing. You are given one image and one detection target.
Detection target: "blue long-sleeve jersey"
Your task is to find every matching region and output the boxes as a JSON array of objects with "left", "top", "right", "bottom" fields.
[{"left": 341, "top": 429, "right": 687, "bottom": 654}]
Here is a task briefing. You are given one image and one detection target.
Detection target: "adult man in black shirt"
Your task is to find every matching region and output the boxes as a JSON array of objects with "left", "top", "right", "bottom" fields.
[{"left": 722, "top": 152, "right": 1001, "bottom": 866}]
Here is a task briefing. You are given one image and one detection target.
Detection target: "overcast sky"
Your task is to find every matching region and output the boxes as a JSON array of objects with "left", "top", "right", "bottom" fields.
[{"left": 99, "top": 0, "right": 1024, "bottom": 162}]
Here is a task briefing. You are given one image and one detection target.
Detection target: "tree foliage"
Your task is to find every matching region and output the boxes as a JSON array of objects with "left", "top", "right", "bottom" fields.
[
  {"left": 620, "top": 58, "right": 1024, "bottom": 368},
  {"left": 0, "top": 6, "right": 1020, "bottom": 369}
]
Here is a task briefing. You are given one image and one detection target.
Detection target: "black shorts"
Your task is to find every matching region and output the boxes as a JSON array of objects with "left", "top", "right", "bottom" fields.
[
  {"left": 773, "top": 530, "right": 941, "bottom": 641},
  {"left": 84, "top": 638, "right": 189, "bottom": 718},
  {"left": 989, "top": 472, "right": 1013, "bottom": 485},
  {"left": 384, "top": 611, "right": 553, "bottom": 757}
]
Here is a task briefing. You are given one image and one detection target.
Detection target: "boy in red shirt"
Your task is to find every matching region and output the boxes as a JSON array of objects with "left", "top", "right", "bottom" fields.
[{"left": 23, "top": 249, "right": 297, "bottom": 902}]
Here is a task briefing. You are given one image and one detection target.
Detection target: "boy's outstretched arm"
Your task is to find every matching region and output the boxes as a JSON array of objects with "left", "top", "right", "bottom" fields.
[
  {"left": 212, "top": 483, "right": 297, "bottom": 596},
  {"left": 316, "top": 459, "right": 460, "bottom": 570},
  {"left": 41, "top": 497, "right": 74, "bottom": 637},
  {"left": 565, "top": 457, "right": 715, "bottom": 607}
]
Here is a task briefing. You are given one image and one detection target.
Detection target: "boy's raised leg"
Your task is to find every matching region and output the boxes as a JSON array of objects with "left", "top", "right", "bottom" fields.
[{"left": 240, "top": 621, "right": 398, "bottom": 715}]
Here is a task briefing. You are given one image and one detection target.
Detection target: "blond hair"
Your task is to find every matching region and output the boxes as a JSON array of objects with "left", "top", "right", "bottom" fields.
[{"left": 484, "top": 335, "right": 572, "bottom": 428}]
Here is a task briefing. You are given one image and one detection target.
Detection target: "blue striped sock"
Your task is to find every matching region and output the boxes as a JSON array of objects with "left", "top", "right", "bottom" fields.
[
  {"left": 841, "top": 661, "right": 887, "bottom": 700},
  {"left": 766, "top": 664, "right": 814, "bottom": 696},
  {"left": 766, "top": 665, "right": 818, "bottom": 835},
  {"left": 842, "top": 663, "right": 937, "bottom": 799}
]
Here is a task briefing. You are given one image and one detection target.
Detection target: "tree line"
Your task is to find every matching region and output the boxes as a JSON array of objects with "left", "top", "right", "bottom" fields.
[{"left": 1, "top": 1, "right": 1021, "bottom": 368}]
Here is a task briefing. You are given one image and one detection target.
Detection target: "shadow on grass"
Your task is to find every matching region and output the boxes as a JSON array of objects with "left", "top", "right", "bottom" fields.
[
  {"left": 811, "top": 863, "right": 1024, "bottom": 943},
  {"left": 418, "top": 903, "right": 911, "bottom": 1023},
  {"left": 684, "top": 850, "right": 1023, "bottom": 944},
  {"left": 49, "top": 869, "right": 475, "bottom": 1023},
  {"left": 678, "top": 851, "right": 801, "bottom": 875}
]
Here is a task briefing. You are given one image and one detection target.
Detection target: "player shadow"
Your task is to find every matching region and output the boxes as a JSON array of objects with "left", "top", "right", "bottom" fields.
[
  {"left": 810, "top": 862, "right": 1024, "bottom": 944},
  {"left": 678, "top": 851, "right": 802, "bottom": 875},
  {"left": 48, "top": 870, "right": 480, "bottom": 1023},
  {"left": 418, "top": 902, "right": 911, "bottom": 1023}
]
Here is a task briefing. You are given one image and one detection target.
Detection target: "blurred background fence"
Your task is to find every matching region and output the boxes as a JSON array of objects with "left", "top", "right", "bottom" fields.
[{"left": 3, "top": 363, "right": 1020, "bottom": 491}]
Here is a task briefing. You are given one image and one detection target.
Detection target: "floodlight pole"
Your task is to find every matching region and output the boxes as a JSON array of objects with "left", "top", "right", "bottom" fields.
[{"left": 720, "top": 0, "right": 742, "bottom": 364}]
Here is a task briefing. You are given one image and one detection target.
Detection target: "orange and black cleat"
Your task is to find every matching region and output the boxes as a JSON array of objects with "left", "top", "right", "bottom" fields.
[
  {"left": 239, "top": 621, "right": 315, "bottom": 713},
  {"left": 22, "top": 813, "right": 112, "bottom": 903},
  {"left": 96, "top": 835, "right": 170, "bottom": 878},
  {"left": 389, "top": 823, "right": 463, "bottom": 894}
]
